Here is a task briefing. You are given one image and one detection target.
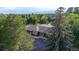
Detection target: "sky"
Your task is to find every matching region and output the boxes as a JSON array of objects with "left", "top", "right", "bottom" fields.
[
  {"left": 2, "top": 7, "right": 57, "bottom": 11},
  {"left": 0, "top": 0, "right": 78, "bottom": 14},
  {"left": 0, "top": 7, "right": 57, "bottom": 14},
  {"left": 0, "top": 0, "right": 78, "bottom": 7}
]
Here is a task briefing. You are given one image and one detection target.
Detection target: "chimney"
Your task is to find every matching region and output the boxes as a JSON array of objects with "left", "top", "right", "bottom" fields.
[{"left": 35, "top": 25, "right": 39, "bottom": 32}]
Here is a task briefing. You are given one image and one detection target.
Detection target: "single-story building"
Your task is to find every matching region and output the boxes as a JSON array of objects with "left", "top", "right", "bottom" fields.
[{"left": 26, "top": 24, "right": 54, "bottom": 37}]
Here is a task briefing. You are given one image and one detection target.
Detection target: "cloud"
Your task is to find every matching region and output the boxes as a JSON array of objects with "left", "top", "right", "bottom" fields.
[
  {"left": 3, "top": 7, "right": 16, "bottom": 10},
  {"left": 0, "top": 0, "right": 79, "bottom": 7}
]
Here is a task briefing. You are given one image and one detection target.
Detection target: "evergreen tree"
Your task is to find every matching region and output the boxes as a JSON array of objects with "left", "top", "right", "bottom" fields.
[
  {"left": 39, "top": 15, "right": 48, "bottom": 24},
  {"left": 46, "top": 7, "right": 74, "bottom": 51},
  {"left": 0, "top": 14, "right": 33, "bottom": 51},
  {"left": 66, "top": 13, "right": 79, "bottom": 50}
]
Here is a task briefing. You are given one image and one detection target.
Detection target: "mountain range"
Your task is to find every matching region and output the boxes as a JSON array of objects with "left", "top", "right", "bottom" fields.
[{"left": 0, "top": 7, "right": 56, "bottom": 14}]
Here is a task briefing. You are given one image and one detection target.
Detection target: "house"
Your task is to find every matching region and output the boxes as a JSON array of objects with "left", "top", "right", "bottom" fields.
[{"left": 26, "top": 24, "right": 54, "bottom": 37}]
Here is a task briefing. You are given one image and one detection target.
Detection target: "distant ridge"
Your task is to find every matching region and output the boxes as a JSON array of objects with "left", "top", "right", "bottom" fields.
[{"left": 0, "top": 7, "right": 56, "bottom": 14}]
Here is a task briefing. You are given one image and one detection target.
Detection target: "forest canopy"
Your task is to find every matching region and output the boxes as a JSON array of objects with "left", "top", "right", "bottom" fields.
[{"left": 0, "top": 7, "right": 79, "bottom": 51}]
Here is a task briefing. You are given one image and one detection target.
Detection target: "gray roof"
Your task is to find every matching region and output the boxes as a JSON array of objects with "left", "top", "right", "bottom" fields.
[{"left": 26, "top": 24, "right": 54, "bottom": 33}]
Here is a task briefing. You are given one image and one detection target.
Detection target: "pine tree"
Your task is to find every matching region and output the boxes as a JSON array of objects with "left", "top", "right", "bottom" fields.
[
  {"left": 0, "top": 14, "right": 33, "bottom": 51},
  {"left": 46, "top": 7, "right": 74, "bottom": 51}
]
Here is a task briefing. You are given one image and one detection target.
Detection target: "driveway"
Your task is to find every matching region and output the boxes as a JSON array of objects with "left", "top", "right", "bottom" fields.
[{"left": 33, "top": 37, "right": 48, "bottom": 51}]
